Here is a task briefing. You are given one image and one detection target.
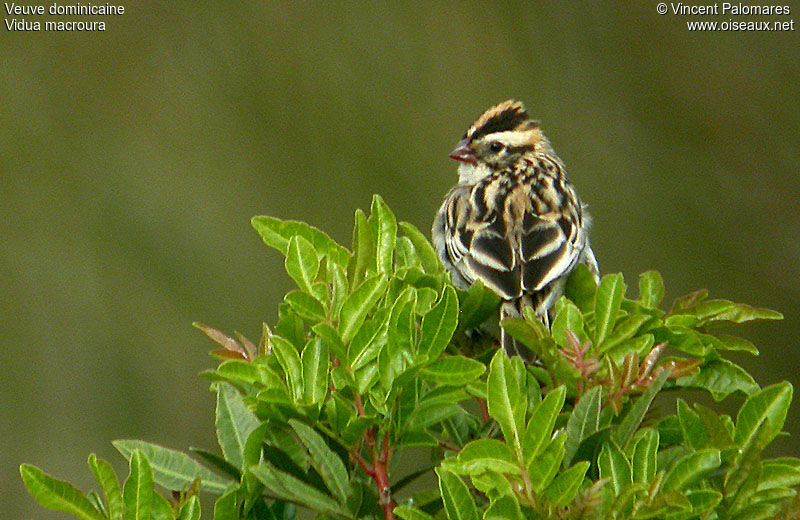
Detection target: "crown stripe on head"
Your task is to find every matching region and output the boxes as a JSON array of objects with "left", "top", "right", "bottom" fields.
[{"left": 467, "top": 100, "right": 530, "bottom": 141}]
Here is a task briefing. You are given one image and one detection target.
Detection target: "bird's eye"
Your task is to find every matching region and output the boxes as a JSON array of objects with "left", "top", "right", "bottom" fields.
[{"left": 489, "top": 142, "right": 504, "bottom": 153}]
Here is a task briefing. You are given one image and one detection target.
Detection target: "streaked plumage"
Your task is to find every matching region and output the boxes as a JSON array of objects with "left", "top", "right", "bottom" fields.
[{"left": 433, "top": 100, "right": 598, "bottom": 361}]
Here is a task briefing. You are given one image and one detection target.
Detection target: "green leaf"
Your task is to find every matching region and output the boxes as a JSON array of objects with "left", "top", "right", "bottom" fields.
[
  {"left": 348, "top": 310, "right": 388, "bottom": 370},
  {"left": 436, "top": 468, "right": 479, "bottom": 520},
  {"left": 393, "top": 465, "right": 437, "bottom": 493},
  {"left": 388, "top": 287, "right": 417, "bottom": 361},
  {"left": 113, "top": 440, "right": 231, "bottom": 494},
  {"left": 123, "top": 450, "right": 153, "bottom": 520},
  {"left": 86, "top": 490, "right": 105, "bottom": 517},
  {"left": 449, "top": 439, "right": 520, "bottom": 475},
  {"left": 676, "top": 358, "right": 759, "bottom": 401},
  {"left": 415, "top": 287, "right": 439, "bottom": 315},
  {"left": 728, "top": 502, "right": 783, "bottom": 520},
  {"left": 603, "top": 334, "right": 654, "bottom": 367},
  {"left": 703, "top": 302, "right": 783, "bottom": 324},
  {"left": 285, "top": 235, "right": 320, "bottom": 295},
  {"left": 251, "top": 216, "right": 350, "bottom": 267},
  {"left": 735, "top": 382, "right": 793, "bottom": 448},
  {"left": 598, "top": 441, "right": 632, "bottom": 494},
  {"left": 212, "top": 488, "right": 237, "bottom": 520},
  {"left": 571, "top": 427, "right": 612, "bottom": 468},
  {"left": 397, "top": 429, "right": 438, "bottom": 449},
  {"left": 528, "top": 432, "right": 567, "bottom": 493},
  {"left": 263, "top": 423, "right": 312, "bottom": 473},
  {"left": 543, "top": 461, "right": 590, "bottom": 507},
  {"left": 190, "top": 449, "right": 240, "bottom": 481},
  {"left": 215, "top": 359, "right": 273, "bottom": 387},
  {"left": 302, "top": 337, "right": 329, "bottom": 404},
  {"left": 758, "top": 462, "right": 800, "bottom": 491},
  {"left": 395, "top": 506, "right": 436, "bottom": 520},
  {"left": 243, "top": 423, "right": 269, "bottom": 470},
  {"left": 686, "top": 488, "right": 723, "bottom": 514},
  {"left": 288, "top": 420, "right": 350, "bottom": 505},
  {"left": 500, "top": 318, "right": 547, "bottom": 358},
  {"left": 638, "top": 271, "right": 665, "bottom": 308},
  {"left": 339, "top": 275, "right": 388, "bottom": 343},
  {"left": 284, "top": 291, "right": 325, "bottom": 323},
  {"left": 216, "top": 383, "right": 260, "bottom": 470},
  {"left": 152, "top": 491, "right": 173, "bottom": 520},
  {"left": 312, "top": 322, "right": 347, "bottom": 362},
  {"left": 20, "top": 464, "right": 106, "bottom": 520},
  {"left": 662, "top": 448, "right": 721, "bottom": 491},
  {"left": 275, "top": 305, "right": 305, "bottom": 350},
  {"left": 594, "top": 273, "right": 626, "bottom": 348},
  {"left": 88, "top": 454, "right": 124, "bottom": 520},
  {"left": 378, "top": 336, "right": 405, "bottom": 393},
  {"left": 599, "top": 314, "right": 652, "bottom": 354},
  {"left": 251, "top": 461, "right": 347, "bottom": 517},
  {"left": 487, "top": 350, "right": 525, "bottom": 453},
  {"left": 631, "top": 429, "right": 659, "bottom": 484},
  {"left": 482, "top": 495, "right": 523, "bottom": 520},
  {"left": 456, "top": 281, "right": 501, "bottom": 331},
  {"left": 418, "top": 286, "right": 458, "bottom": 360},
  {"left": 470, "top": 472, "right": 514, "bottom": 501},
  {"left": 677, "top": 399, "right": 706, "bottom": 451},
  {"left": 665, "top": 314, "right": 700, "bottom": 329},
  {"left": 564, "top": 386, "right": 602, "bottom": 466},
  {"left": 770, "top": 457, "right": 800, "bottom": 469},
  {"left": 269, "top": 335, "right": 303, "bottom": 402},
  {"left": 725, "top": 420, "right": 773, "bottom": 513},
  {"left": 399, "top": 222, "right": 442, "bottom": 274},
  {"left": 349, "top": 208, "right": 375, "bottom": 287},
  {"left": 613, "top": 368, "right": 669, "bottom": 449},
  {"left": 369, "top": 194, "right": 397, "bottom": 274},
  {"left": 523, "top": 385, "right": 567, "bottom": 465},
  {"left": 355, "top": 363, "right": 380, "bottom": 394},
  {"left": 712, "top": 334, "right": 759, "bottom": 355},
  {"left": 564, "top": 263, "right": 598, "bottom": 313},
  {"left": 328, "top": 258, "right": 349, "bottom": 314},
  {"left": 694, "top": 405, "right": 735, "bottom": 449},
  {"left": 406, "top": 399, "right": 460, "bottom": 430},
  {"left": 396, "top": 236, "right": 421, "bottom": 269},
  {"left": 690, "top": 299, "right": 735, "bottom": 320},
  {"left": 421, "top": 356, "right": 485, "bottom": 386},
  {"left": 551, "top": 298, "right": 587, "bottom": 346},
  {"left": 177, "top": 496, "right": 201, "bottom": 520}
]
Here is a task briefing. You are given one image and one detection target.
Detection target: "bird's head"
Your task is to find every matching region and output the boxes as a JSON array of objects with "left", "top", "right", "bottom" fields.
[{"left": 450, "top": 100, "right": 548, "bottom": 184}]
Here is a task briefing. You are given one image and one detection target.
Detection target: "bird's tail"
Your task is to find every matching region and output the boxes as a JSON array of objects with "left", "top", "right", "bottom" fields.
[{"left": 500, "top": 296, "right": 542, "bottom": 363}]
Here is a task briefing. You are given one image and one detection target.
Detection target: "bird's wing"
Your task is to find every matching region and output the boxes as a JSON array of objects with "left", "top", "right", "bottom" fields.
[
  {"left": 517, "top": 210, "right": 582, "bottom": 293},
  {"left": 439, "top": 180, "right": 585, "bottom": 301},
  {"left": 463, "top": 213, "right": 520, "bottom": 299}
]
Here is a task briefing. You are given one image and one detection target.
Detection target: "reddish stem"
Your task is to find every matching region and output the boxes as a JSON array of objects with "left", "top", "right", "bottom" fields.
[
  {"left": 373, "top": 431, "right": 395, "bottom": 520},
  {"left": 351, "top": 449, "right": 374, "bottom": 476},
  {"left": 477, "top": 398, "right": 490, "bottom": 423},
  {"left": 351, "top": 393, "right": 395, "bottom": 520},
  {"left": 354, "top": 392, "right": 366, "bottom": 417},
  {"left": 330, "top": 357, "right": 340, "bottom": 392}
]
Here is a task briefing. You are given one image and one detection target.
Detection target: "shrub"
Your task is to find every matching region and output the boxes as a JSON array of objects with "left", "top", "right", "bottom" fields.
[{"left": 22, "top": 195, "right": 799, "bottom": 520}]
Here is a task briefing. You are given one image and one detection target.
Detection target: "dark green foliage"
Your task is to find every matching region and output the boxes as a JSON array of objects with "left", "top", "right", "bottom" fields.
[{"left": 22, "top": 195, "right": 799, "bottom": 519}]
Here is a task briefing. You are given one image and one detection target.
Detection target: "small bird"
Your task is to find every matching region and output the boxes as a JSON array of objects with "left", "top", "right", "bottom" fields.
[{"left": 432, "top": 100, "right": 599, "bottom": 361}]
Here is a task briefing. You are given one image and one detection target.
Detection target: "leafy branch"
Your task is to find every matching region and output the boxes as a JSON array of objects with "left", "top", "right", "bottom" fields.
[{"left": 22, "top": 195, "right": 799, "bottom": 520}]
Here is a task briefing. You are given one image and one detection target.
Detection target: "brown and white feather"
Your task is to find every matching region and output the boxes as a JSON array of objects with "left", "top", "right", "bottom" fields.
[{"left": 433, "top": 100, "right": 599, "bottom": 361}]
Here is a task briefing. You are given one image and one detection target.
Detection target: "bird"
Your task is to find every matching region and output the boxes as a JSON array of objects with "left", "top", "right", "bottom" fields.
[{"left": 432, "top": 100, "right": 599, "bottom": 361}]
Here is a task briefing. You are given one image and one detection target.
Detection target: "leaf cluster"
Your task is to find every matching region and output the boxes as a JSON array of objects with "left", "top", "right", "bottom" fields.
[{"left": 22, "top": 195, "right": 799, "bottom": 520}]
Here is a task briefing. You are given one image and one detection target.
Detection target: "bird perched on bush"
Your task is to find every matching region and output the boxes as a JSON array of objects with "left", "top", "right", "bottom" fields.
[{"left": 433, "top": 100, "right": 598, "bottom": 361}]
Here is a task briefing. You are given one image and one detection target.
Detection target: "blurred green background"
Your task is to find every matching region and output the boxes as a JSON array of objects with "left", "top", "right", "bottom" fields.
[{"left": 2, "top": 3, "right": 798, "bottom": 517}]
